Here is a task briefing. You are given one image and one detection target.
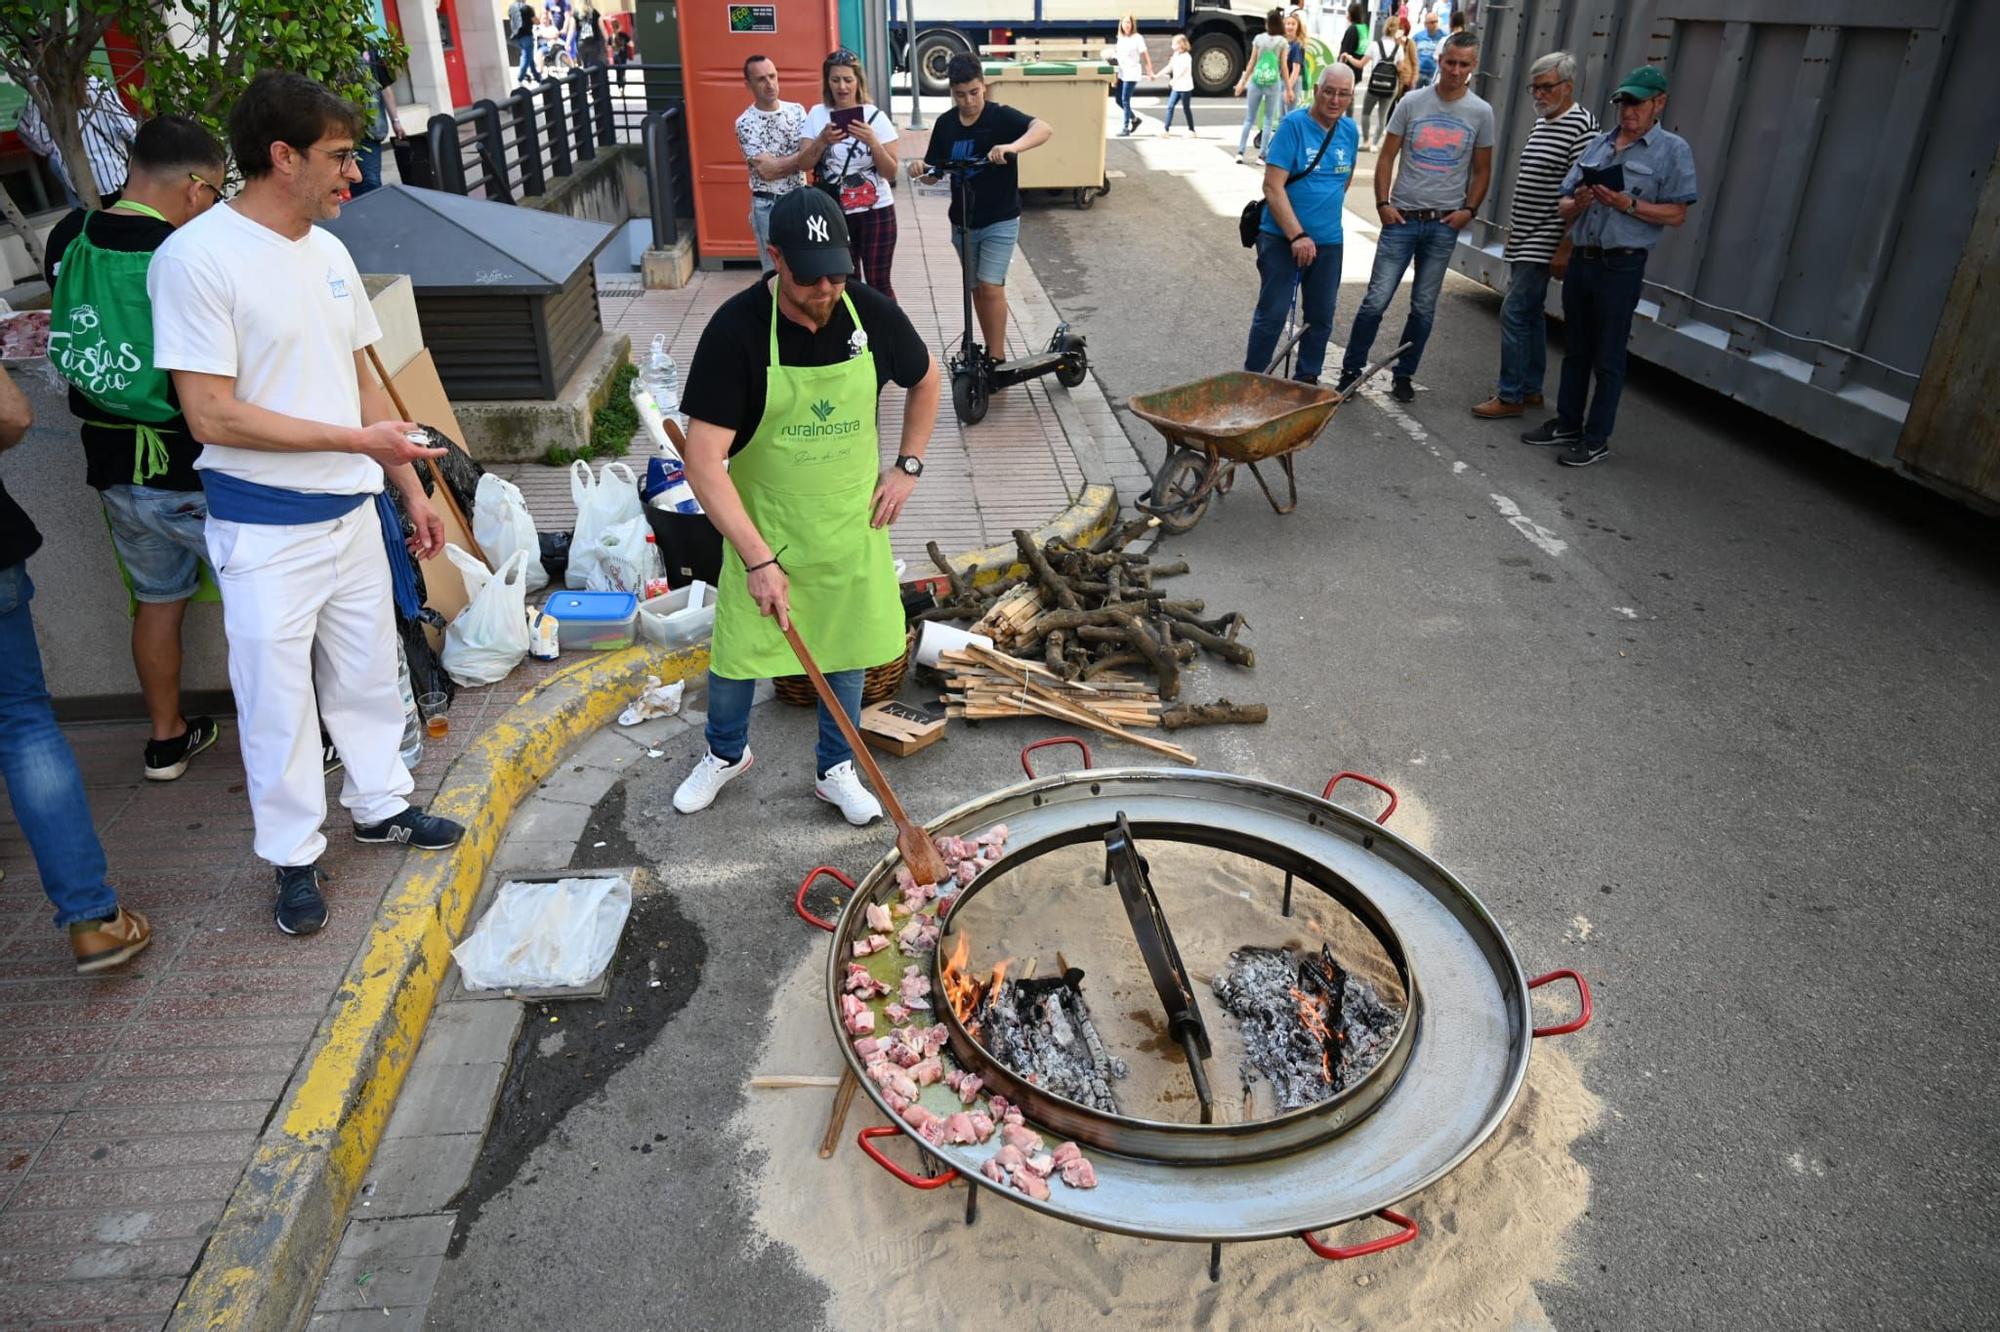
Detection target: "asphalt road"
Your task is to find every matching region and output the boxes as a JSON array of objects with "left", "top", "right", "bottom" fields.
[{"left": 431, "top": 94, "right": 1999, "bottom": 1329}]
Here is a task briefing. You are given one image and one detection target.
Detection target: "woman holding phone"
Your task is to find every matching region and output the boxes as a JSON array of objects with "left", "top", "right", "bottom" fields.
[{"left": 801, "top": 50, "right": 902, "bottom": 298}]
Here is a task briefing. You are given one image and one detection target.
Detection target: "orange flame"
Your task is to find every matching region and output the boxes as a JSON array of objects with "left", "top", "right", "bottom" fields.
[
  {"left": 1290, "top": 986, "right": 1334, "bottom": 1085},
  {"left": 941, "top": 932, "right": 981, "bottom": 1031}
]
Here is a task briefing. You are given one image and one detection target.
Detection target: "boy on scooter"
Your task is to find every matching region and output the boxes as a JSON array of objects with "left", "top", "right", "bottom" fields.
[{"left": 908, "top": 54, "right": 1051, "bottom": 373}]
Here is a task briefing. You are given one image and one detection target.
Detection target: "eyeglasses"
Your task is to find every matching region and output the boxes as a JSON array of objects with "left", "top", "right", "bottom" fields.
[
  {"left": 304, "top": 146, "right": 361, "bottom": 170},
  {"left": 189, "top": 171, "right": 226, "bottom": 201},
  {"left": 1529, "top": 79, "right": 1567, "bottom": 94},
  {"left": 826, "top": 49, "right": 859, "bottom": 65}
]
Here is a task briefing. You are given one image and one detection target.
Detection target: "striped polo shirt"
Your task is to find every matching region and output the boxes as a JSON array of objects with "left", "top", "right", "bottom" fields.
[{"left": 1504, "top": 102, "right": 1597, "bottom": 264}]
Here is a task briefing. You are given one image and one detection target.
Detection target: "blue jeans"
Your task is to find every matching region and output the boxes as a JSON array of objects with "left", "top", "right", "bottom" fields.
[
  {"left": 1164, "top": 90, "right": 1195, "bottom": 131},
  {"left": 1341, "top": 218, "right": 1458, "bottom": 380},
  {"left": 0, "top": 567, "right": 120, "bottom": 928},
  {"left": 1556, "top": 249, "right": 1649, "bottom": 446},
  {"left": 1496, "top": 260, "right": 1552, "bottom": 403},
  {"left": 99, "top": 484, "right": 208, "bottom": 602},
  {"left": 1118, "top": 80, "right": 1138, "bottom": 126},
  {"left": 750, "top": 194, "right": 777, "bottom": 274},
  {"left": 1247, "top": 232, "right": 1342, "bottom": 382},
  {"left": 1238, "top": 82, "right": 1282, "bottom": 155},
  {"left": 352, "top": 138, "right": 384, "bottom": 197},
  {"left": 705, "top": 668, "right": 864, "bottom": 778},
  {"left": 517, "top": 33, "right": 539, "bottom": 82}
]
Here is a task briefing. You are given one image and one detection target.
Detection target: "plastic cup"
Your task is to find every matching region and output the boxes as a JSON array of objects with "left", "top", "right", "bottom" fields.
[
  {"left": 914, "top": 621, "right": 995, "bottom": 669},
  {"left": 418, "top": 691, "right": 450, "bottom": 738}
]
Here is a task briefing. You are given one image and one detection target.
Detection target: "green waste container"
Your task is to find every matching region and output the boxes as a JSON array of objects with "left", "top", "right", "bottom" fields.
[{"left": 979, "top": 58, "right": 1116, "bottom": 208}]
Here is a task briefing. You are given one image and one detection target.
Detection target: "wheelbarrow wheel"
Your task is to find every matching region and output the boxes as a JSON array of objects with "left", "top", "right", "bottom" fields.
[
  {"left": 952, "top": 368, "right": 988, "bottom": 425},
  {"left": 1150, "top": 449, "right": 1212, "bottom": 535}
]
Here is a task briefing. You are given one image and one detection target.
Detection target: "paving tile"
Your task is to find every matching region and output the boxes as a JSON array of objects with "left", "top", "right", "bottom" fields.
[
  {"left": 382, "top": 1060, "right": 505, "bottom": 1140},
  {"left": 323, "top": 1212, "right": 456, "bottom": 1264},
  {"left": 32, "top": 1129, "right": 261, "bottom": 1173},
  {"left": 53, "top": 1101, "right": 269, "bottom": 1141},
  {"left": 0, "top": 1276, "right": 182, "bottom": 1324},
  {"left": 305, "top": 1308, "right": 430, "bottom": 1332},
  {"left": 74, "top": 1073, "right": 290, "bottom": 1109},
  {"left": 316, "top": 1248, "right": 447, "bottom": 1312},
  {"left": 414, "top": 1002, "right": 522, "bottom": 1067},
  {"left": 6, "top": 1161, "right": 243, "bottom": 1210},
  {"left": 0, "top": 1233, "right": 204, "bottom": 1281},
  {"left": 354, "top": 1133, "right": 483, "bottom": 1218}
]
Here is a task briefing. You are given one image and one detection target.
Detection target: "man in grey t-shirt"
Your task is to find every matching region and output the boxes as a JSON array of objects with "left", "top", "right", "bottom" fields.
[{"left": 1337, "top": 31, "right": 1493, "bottom": 400}]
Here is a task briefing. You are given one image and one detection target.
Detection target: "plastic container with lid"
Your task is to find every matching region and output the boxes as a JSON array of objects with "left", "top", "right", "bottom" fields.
[
  {"left": 638, "top": 580, "right": 717, "bottom": 648},
  {"left": 541, "top": 591, "right": 640, "bottom": 651}
]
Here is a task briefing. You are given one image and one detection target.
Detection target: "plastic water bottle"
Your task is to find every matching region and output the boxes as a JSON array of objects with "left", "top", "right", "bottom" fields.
[
  {"left": 648, "top": 334, "right": 681, "bottom": 423},
  {"left": 395, "top": 645, "right": 425, "bottom": 771}
]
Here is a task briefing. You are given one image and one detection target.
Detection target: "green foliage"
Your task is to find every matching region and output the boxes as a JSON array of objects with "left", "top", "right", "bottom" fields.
[{"left": 546, "top": 363, "right": 641, "bottom": 466}]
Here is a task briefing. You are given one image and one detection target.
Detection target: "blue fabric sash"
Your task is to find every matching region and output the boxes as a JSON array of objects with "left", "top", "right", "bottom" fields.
[{"left": 199, "top": 472, "right": 421, "bottom": 619}]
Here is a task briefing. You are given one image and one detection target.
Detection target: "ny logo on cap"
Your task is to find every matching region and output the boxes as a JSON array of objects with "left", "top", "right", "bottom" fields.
[{"left": 807, "top": 215, "right": 830, "bottom": 243}]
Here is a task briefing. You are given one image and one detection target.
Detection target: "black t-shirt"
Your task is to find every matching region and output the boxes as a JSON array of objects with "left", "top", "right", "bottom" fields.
[
  {"left": 680, "top": 277, "right": 932, "bottom": 457},
  {"left": 0, "top": 479, "right": 41, "bottom": 571},
  {"left": 923, "top": 103, "right": 1036, "bottom": 229},
  {"left": 43, "top": 205, "right": 204, "bottom": 493}
]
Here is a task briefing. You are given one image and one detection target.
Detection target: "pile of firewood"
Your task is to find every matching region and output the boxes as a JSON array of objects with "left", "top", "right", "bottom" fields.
[{"left": 918, "top": 521, "right": 1266, "bottom": 732}]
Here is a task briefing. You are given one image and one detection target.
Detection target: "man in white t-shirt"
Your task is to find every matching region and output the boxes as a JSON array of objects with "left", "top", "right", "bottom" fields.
[
  {"left": 149, "top": 71, "right": 466, "bottom": 939},
  {"left": 735, "top": 55, "right": 834, "bottom": 274}
]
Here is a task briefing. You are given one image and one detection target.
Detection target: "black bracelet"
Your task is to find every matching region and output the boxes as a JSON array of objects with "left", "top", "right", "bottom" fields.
[{"left": 745, "top": 556, "right": 782, "bottom": 574}]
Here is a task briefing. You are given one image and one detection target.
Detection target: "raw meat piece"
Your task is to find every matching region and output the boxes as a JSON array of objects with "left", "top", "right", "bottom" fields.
[
  {"left": 987, "top": 1095, "right": 1013, "bottom": 1121},
  {"left": 886, "top": 1037, "right": 920, "bottom": 1067},
  {"left": 865, "top": 1060, "right": 899, "bottom": 1088},
  {"left": 844, "top": 1008, "right": 876, "bottom": 1036},
  {"left": 942, "top": 1112, "right": 977, "bottom": 1144},
  {"left": 885, "top": 1070, "right": 921, "bottom": 1102},
  {"left": 899, "top": 970, "right": 932, "bottom": 1006},
  {"left": 884, "top": 1002, "right": 910, "bottom": 1025},
  {"left": 1025, "top": 1152, "right": 1055, "bottom": 1179},
  {"left": 1011, "top": 1170, "right": 1051, "bottom": 1201},
  {"left": 975, "top": 823, "right": 1008, "bottom": 847},
  {"left": 0, "top": 311, "right": 50, "bottom": 358},
  {"left": 865, "top": 902, "right": 894, "bottom": 932},
  {"left": 894, "top": 866, "right": 916, "bottom": 894},
  {"left": 902, "top": 1103, "right": 942, "bottom": 1131},
  {"left": 918, "top": 1118, "right": 948, "bottom": 1145},
  {"left": 1058, "top": 1157, "right": 1098, "bottom": 1189},
  {"left": 994, "top": 1144, "right": 1028, "bottom": 1174},
  {"left": 1000, "top": 1122, "right": 1043, "bottom": 1153},
  {"left": 942, "top": 1068, "right": 966, "bottom": 1094},
  {"left": 910, "top": 1056, "right": 943, "bottom": 1087},
  {"left": 897, "top": 918, "right": 940, "bottom": 955},
  {"left": 934, "top": 891, "right": 959, "bottom": 914},
  {"left": 967, "top": 1112, "right": 996, "bottom": 1142},
  {"left": 956, "top": 1075, "right": 984, "bottom": 1106},
  {"left": 1051, "top": 1141, "right": 1083, "bottom": 1167},
  {"left": 902, "top": 995, "right": 932, "bottom": 1011},
  {"left": 852, "top": 933, "right": 890, "bottom": 957},
  {"left": 843, "top": 965, "right": 889, "bottom": 998},
  {"left": 885, "top": 1089, "right": 908, "bottom": 1112},
  {"left": 934, "top": 835, "right": 970, "bottom": 861},
  {"left": 839, "top": 993, "right": 864, "bottom": 1020},
  {"left": 921, "top": 1026, "right": 950, "bottom": 1056},
  {"left": 953, "top": 859, "right": 980, "bottom": 886},
  {"left": 853, "top": 1036, "right": 885, "bottom": 1059},
  {"left": 1001, "top": 1107, "right": 1024, "bottom": 1127},
  {"left": 981, "top": 1158, "right": 1009, "bottom": 1185}
]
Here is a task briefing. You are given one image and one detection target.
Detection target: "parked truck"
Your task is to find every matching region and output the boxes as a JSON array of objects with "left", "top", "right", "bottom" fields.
[{"left": 892, "top": 0, "right": 1274, "bottom": 96}]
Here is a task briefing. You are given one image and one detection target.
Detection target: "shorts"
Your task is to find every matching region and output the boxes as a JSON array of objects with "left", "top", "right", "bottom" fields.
[
  {"left": 99, "top": 484, "right": 209, "bottom": 602},
  {"left": 951, "top": 217, "right": 1021, "bottom": 286}
]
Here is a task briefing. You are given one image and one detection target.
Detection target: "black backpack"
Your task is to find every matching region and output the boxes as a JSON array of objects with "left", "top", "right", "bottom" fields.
[{"left": 1367, "top": 43, "right": 1401, "bottom": 97}]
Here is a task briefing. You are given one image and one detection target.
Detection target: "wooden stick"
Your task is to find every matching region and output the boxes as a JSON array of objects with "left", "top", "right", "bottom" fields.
[
  {"left": 363, "top": 344, "right": 490, "bottom": 568},
  {"left": 819, "top": 1068, "right": 860, "bottom": 1158},
  {"left": 783, "top": 623, "right": 952, "bottom": 887}
]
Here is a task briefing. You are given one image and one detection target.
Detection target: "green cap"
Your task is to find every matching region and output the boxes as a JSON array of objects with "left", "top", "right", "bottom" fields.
[{"left": 1612, "top": 65, "right": 1668, "bottom": 101}]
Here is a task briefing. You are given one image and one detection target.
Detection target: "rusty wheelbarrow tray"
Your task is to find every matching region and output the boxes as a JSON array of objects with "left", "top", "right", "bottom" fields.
[{"left": 1127, "top": 342, "right": 1408, "bottom": 534}]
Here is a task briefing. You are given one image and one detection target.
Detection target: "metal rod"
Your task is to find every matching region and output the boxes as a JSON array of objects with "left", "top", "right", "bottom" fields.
[
  {"left": 1281, "top": 871, "right": 1293, "bottom": 918},
  {"left": 904, "top": 2, "right": 925, "bottom": 129},
  {"left": 1179, "top": 1027, "right": 1214, "bottom": 1126},
  {"left": 1208, "top": 1243, "right": 1221, "bottom": 1283},
  {"left": 964, "top": 1183, "right": 979, "bottom": 1226}
]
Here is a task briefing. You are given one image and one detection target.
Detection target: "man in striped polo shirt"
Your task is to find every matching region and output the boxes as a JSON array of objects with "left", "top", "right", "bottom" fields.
[{"left": 1471, "top": 51, "right": 1595, "bottom": 419}]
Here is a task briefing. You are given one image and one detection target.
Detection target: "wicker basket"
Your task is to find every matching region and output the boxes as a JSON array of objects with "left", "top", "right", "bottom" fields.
[{"left": 772, "top": 626, "right": 916, "bottom": 708}]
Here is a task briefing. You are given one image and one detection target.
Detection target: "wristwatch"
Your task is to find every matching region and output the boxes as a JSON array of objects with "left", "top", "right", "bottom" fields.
[
  {"left": 893, "top": 454, "right": 924, "bottom": 477},
  {"left": 1624, "top": 196, "right": 1639, "bottom": 216}
]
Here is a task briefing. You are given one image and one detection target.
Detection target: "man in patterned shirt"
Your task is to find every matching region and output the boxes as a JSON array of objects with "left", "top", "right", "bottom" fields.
[
  {"left": 1472, "top": 50, "right": 1595, "bottom": 419},
  {"left": 735, "top": 55, "right": 836, "bottom": 274}
]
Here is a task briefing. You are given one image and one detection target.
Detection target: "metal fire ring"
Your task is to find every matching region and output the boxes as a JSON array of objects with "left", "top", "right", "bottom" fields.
[{"left": 823, "top": 767, "right": 1538, "bottom": 1245}]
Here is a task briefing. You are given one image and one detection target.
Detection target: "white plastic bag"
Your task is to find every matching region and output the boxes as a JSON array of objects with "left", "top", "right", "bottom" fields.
[
  {"left": 473, "top": 473, "right": 548, "bottom": 594},
  {"left": 588, "top": 512, "right": 661, "bottom": 593},
  {"left": 567, "top": 460, "right": 644, "bottom": 590},
  {"left": 441, "top": 546, "right": 532, "bottom": 686},
  {"left": 452, "top": 875, "right": 632, "bottom": 990}
]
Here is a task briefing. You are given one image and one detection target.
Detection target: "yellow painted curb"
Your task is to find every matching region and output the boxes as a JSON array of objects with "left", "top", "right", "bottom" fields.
[
  {"left": 943, "top": 483, "right": 1118, "bottom": 588},
  {"left": 167, "top": 642, "right": 708, "bottom": 1332}
]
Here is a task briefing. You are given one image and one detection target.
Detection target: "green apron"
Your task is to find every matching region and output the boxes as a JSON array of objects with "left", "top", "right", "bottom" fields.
[{"left": 710, "top": 287, "right": 904, "bottom": 680}]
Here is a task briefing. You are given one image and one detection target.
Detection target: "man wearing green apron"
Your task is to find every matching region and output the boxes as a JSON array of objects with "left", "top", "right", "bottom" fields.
[
  {"left": 44, "top": 115, "right": 229, "bottom": 782},
  {"left": 675, "top": 189, "right": 940, "bottom": 824}
]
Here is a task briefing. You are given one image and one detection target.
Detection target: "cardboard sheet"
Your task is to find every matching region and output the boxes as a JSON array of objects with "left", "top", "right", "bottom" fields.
[{"left": 379, "top": 347, "right": 479, "bottom": 631}]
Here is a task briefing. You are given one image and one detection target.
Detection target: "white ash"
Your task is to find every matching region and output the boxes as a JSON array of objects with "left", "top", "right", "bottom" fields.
[
  {"left": 1210, "top": 946, "right": 1403, "bottom": 1111},
  {"left": 972, "top": 978, "right": 1126, "bottom": 1114}
]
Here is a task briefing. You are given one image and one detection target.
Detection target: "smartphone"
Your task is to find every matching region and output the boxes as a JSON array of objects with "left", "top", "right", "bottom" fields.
[{"left": 830, "top": 106, "right": 866, "bottom": 130}]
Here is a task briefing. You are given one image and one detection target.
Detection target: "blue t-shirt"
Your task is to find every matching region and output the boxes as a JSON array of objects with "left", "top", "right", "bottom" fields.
[
  {"left": 1412, "top": 28, "right": 1442, "bottom": 79},
  {"left": 1258, "top": 110, "right": 1360, "bottom": 245}
]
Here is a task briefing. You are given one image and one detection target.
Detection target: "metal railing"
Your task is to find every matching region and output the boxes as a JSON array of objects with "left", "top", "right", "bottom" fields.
[
  {"left": 642, "top": 107, "right": 693, "bottom": 250},
  {"left": 424, "top": 63, "right": 687, "bottom": 208}
]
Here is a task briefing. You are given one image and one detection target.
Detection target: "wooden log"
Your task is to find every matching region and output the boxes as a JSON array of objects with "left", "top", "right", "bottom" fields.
[
  {"left": 1088, "top": 514, "right": 1161, "bottom": 555},
  {"left": 1045, "top": 628, "right": 1067, "bottom": 677},
  {"left": 1159, "top": 700, "right": 1270, "bottom": 730},
  {"left": 1163, "top": 611, "right": 1256, "bottom": 667},
  {"left": 1146, "top": 559, "right": 1190, "bottom": 578},
  {"left": 1014, "top": 528, "right": 1083, "bottom": 612},
  {"left": 927, "top": 540, "right": 973, "bottom": 601},
  {"left": 1111, "top": 609, "right": 1180, "bottom": 702}
]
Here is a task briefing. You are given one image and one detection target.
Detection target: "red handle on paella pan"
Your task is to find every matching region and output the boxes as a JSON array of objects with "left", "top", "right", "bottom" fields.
[
  {"left": 1300, "top": 1207, "right": 1420, "bottom": 1260},
  {"left": 1322, "top": 771, "right": 1399, "bottom": 825},
  {"left": 1528, "top": 968, "right": 1593, "bottom": 1037},
  {"left": 857, "top": 1124, "right": 960, "bottom": 1190},
  {"left": 1021, "top": 736, "right": 1095, "bottom": 779},
  {"left": 794, "top": 865, "right": 852, "bottom": 933}
]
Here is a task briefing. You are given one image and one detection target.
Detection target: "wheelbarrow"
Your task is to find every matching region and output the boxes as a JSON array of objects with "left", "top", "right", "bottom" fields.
[{"left": 1129, "top": 340, "right": 1410, "bottom": 535}]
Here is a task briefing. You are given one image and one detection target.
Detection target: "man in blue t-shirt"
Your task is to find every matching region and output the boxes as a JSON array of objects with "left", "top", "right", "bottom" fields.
[
  {"left": 1246, "top": 65, "right": 1359, "bottom": 384},
  {"left": 1412, "top": 12, "right": 1444, "bottom": 85}
]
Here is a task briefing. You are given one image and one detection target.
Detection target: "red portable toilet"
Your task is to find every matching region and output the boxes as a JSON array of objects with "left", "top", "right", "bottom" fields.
[{"left": 678, "top": 0, "right": 842, "bottom": 266}]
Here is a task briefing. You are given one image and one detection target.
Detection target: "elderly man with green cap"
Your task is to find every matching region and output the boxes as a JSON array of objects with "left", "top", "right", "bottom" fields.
[{"left": 1520, "top": 64, "right": 1696, "bottom": 467}]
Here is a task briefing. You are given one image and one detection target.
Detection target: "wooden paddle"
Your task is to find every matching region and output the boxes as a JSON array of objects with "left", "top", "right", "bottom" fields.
[{"left": 782, "top": 621, "right": 952, "bottom": 888}]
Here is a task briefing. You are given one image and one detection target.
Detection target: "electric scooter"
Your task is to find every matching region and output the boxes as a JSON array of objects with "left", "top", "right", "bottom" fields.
[{"left": 926, "top": 155, "right": 1089, "bottom": 425}]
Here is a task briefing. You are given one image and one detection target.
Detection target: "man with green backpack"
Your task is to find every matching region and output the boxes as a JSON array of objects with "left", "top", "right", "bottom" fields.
[{"left": 45, "top": 115, "right": 229, "bottom": 781}]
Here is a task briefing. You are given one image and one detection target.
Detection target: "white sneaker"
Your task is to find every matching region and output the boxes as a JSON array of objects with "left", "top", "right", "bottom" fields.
[
  {"left": 813, "top": 760, "right": 883, "bottom": 826},
  {"left": 673, "top": 749, "right": 753, "bottom": 814}
]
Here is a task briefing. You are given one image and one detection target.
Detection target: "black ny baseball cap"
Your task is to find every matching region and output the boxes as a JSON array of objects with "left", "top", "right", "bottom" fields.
[{"left": 768, "top": 189, "right": 853, "bottom": 281}]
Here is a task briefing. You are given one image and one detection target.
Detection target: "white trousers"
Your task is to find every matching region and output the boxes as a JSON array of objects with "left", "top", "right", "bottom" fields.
[{"left": 207, "top": 506, "right": 413, "bottom": 868}]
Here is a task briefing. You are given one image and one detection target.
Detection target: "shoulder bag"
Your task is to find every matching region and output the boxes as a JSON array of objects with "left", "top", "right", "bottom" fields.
[{"left": 1238, "top": 118, "right": 1338, "bottom": 248}]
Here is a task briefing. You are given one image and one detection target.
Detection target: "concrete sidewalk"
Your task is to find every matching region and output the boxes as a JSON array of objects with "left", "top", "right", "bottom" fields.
[{"left": 0, "top": 148, "right": 1133, "bottom": 1330}]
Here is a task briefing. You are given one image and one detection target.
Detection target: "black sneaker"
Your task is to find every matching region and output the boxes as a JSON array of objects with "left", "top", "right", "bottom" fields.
[
  {"left": 143, "top": 716, "right": 219, "bottom": 782},
  {"left": 1520, "top": 419, "right": 1581, "bottom": 446},
  {"left": 274, "top": 864, "right": 328, "bottom": 936},
  {"left": 1557, "top": 440, "right": 1610, "bottom": 467},
  {"left": 353, "top": 806, "right": 466, "bottom": 850},
  {"left": 321, "top": 728, "right": 342, "bottom": 777},
  {"left": 1390, "top": 376, "right": 1416, "bottom": 403},
  {"left": 1334, "top": 369, "right": 1362, "bottom": 395}
]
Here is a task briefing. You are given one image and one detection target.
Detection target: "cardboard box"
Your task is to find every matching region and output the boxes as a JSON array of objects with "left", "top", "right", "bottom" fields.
[{"left": 861, "top": 700, "right": 947, "bottom": 757}]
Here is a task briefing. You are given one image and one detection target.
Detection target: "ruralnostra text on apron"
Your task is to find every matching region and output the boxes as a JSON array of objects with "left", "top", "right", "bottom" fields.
[{"left": 709, "top": 286, "right": 904, "bottom": 680}]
